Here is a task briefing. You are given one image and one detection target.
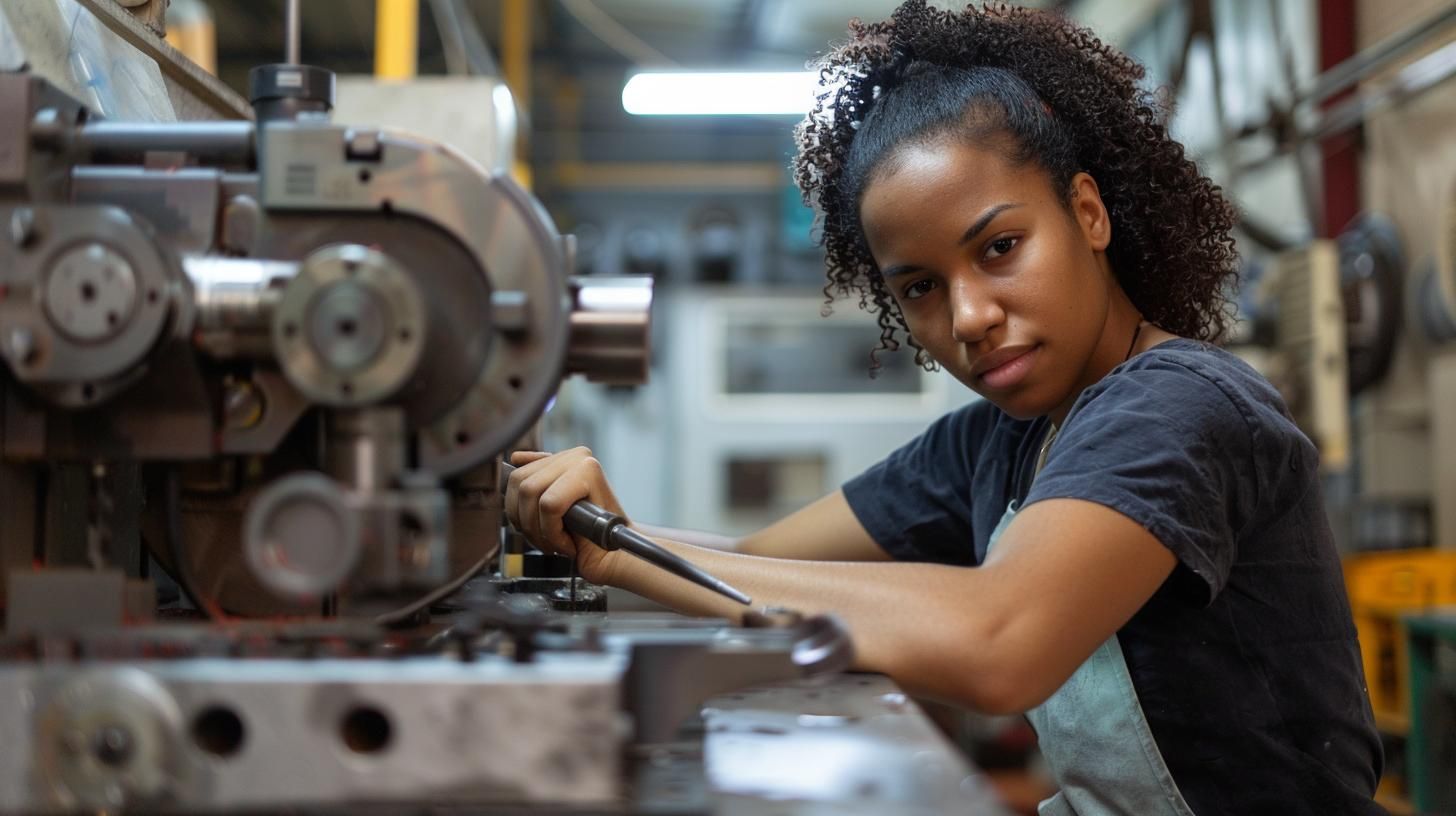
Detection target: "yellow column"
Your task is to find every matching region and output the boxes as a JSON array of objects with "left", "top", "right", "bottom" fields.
[
  {"left": 502, "top": 0, "right": 532, "bottom": 188},
  {"left": 374, "top": 0, "right": 419, "bottom": 80},
  {"left": 165, "top": 5, "right": 217, "bottom": 75}
]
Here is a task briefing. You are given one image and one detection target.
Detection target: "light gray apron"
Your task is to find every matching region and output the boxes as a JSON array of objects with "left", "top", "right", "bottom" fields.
[{"left": 988, "top": 499, "right": 1196, "bottom": 816}]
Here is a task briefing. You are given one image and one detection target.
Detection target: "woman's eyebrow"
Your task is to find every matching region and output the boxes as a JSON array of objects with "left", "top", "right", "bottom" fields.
[
  {"left": 882, "top": 263, "right": 919, "bottom": 279},
  {"left": 958, "top": 203, "right": 1023, "bottom": 246},
  {"left": 880, "top": 202, "right": 1025, "bottom": 279}
]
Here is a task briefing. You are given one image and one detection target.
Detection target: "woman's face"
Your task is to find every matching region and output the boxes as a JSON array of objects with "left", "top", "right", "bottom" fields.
[{"left": 859, "top": 138, "right": 1119, "bottom": 420}]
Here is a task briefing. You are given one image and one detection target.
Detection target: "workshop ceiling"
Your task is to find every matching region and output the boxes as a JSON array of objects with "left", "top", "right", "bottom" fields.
[
  {"left": 202, "top": 1, "right": 1070, "bottom": 175},
  {"left": 206, "top": 1, "right": 1065, "bottom": 79}
]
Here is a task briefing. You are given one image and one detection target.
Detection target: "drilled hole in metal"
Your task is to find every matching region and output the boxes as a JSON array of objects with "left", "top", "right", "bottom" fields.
[
  {"left": 192, "top": 706, "right": 246, "bottom": 757},
  {"left": 341, "top": 706, "right": 391, "bottom": 754}
]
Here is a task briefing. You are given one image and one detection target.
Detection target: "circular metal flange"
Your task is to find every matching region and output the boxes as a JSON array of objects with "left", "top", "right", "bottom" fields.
[
  {"left": 34, "top": 668, "right": 187, "bottom": 810},
  {"left": 393, "top": 152, "right": 571, "bottom": 476},
  {"left": 243, "top": 472, "right": 362, "bottom": 600},
  {"left": 43, "top": 243, "right": 139, "bottom": 343},
  {"left": 0, "top": 206, "right": 181, "bottom": 403},
  {"left": 272, "top": 244, "right": 425, "bottom": 406},
  {"left": 255, "top": 129, "right": 571, "bottom": 475}
]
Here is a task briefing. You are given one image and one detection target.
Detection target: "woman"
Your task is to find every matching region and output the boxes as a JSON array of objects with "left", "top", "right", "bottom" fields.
[{"left": 506, "top": 3, "right": 1384, "bottom": 813}]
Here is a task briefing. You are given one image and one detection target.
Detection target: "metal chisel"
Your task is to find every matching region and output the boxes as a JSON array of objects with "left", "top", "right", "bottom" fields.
[{"left": 499, "top": 462, "right": 752, "bottom": 605}]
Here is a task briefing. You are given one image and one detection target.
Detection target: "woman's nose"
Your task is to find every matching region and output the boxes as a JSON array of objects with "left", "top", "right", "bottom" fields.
[{"left": 948, "top": 277, "right": 1001, "bottom": 344}]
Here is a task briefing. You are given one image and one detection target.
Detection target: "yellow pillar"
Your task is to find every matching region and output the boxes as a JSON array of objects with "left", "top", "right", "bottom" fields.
[
  {"left": 165, "top": 0, "right": 217, "bottom": 74},
  {"left": 502, "top": 0, "right": 532, "bottom": 188},
  {"left": 375, "top": 0, "right": 419, "bottom": 80}
]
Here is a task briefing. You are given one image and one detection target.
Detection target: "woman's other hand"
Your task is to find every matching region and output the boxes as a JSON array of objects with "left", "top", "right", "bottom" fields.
[{"left": 504, "top": 447, "right": 627, "bottom": 585}]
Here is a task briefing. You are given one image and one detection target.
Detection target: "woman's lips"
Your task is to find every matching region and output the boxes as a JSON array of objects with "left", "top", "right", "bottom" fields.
[{"left": 978, "top": 346, "right": 1039, "bottom": 389}]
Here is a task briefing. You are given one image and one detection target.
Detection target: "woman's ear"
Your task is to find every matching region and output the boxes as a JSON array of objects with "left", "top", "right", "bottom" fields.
[{"left": 1069, "top": 172, "right": 1111, "bottom": 252}]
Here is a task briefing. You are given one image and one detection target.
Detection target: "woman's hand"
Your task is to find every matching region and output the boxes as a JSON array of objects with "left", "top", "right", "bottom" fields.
[{"left": 504, "top": 447, "right": 627, "bottom": 585}]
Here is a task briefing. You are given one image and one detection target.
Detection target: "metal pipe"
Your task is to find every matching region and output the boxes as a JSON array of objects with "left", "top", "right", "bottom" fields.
[
  {"left": 1309, "top": 38, "right": 1456, "bottom": 143},
  {"left": 374, "top": 0, "right": 419, "bottom": 80},
  {"left": 63, "top": 121, "right": 255, "bottom": 165},
  {"left": 565, "top": 276, "right": 654, "bottom": 385},
  {"left": 1236, "top": 37, "right": 1456, "bottom": 178},
  {"left": 285, "top": 0, "right": 302, "bottom": 65},
  {"left": 1303, "top": 3, "right": 1456, "bottom": 106}
]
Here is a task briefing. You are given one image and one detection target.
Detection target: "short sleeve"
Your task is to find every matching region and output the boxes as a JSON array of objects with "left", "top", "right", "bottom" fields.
[
  {"left": 1024, "top": 358, "right": 1260, "bottom": 604},
  {"left": 841, "top": 401, "right": 992, "bottom": 565}
]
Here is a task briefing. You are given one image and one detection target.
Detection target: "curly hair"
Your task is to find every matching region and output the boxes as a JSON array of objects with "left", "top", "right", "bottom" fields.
[{"left": 792, "top": 1, "right": 1239, "bottom": 371}]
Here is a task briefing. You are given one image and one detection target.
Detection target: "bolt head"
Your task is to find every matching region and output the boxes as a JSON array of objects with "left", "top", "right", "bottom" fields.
[
  {"left": 9, "top": 208, "right": 37, "bottom": 248},
  {"left": 91, "top": 724, "right": 134, "bottom": 767}
]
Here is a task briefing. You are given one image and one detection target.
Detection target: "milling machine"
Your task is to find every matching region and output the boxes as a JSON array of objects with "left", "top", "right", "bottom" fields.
[{"left": 0, "top": 2, "right": 1005, "bottom": 814}]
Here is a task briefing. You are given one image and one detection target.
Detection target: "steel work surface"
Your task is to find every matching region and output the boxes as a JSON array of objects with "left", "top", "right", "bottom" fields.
[{"left": 692, "top": 673, "right": 1012, "bottom": 815}]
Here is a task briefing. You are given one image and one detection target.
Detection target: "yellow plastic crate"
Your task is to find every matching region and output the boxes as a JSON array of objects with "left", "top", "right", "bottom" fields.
[{"left": 1344, "top": 550, "right": 1456, "bottom": 732}]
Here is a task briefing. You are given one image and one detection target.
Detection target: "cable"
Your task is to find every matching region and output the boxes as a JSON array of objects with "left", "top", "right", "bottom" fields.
[
  {"left": 558, "top": 0, "right": 676, "bottom": 68},
  {"left": 429, "top": 0, "right": 502, "bottom": 77},
  {"left": 428, "top": 0, "right": 472, "bottom": 76},
  {"left": 453, "top": 0, "right": 501, "bottom": 76},
  {"left": 372, "top": 544, "right": 498, "bottom": 627}
]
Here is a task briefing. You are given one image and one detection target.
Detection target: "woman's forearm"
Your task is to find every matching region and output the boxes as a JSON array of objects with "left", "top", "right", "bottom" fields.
[
  {"left": 605, "top": 537, "right": 1017, "bottom": 710},
  {"left": 629, "top": 522, "right": 739, "bottom": 551}
]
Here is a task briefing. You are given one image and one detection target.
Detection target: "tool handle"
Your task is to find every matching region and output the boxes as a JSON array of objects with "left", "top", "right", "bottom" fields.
[
  {"left": 499, "top": 460, "right": 751, "bottom": 604},
  {"left": 562, "top": 500, "right": 626, "bottom": 551}
]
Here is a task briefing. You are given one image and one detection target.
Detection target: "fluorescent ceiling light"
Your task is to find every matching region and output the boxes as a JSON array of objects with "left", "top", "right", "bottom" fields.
[{"left": 622, "top": 71, "right": 821, "bottom": 116}]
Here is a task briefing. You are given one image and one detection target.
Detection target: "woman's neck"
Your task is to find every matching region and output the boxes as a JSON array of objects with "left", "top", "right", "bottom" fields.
[{"left": 1048, "top": 285, "right": 1148, "bottom": 427}]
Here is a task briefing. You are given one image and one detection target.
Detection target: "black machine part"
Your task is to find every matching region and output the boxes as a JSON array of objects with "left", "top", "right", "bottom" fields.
[{"left": 1338, "top": 212, "right": 1406, "bottom": 395}]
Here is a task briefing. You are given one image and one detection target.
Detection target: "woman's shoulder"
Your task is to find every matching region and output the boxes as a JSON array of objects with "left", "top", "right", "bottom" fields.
[{"left": 1088, "top": 337, "right": 1292, "bottom": 429}]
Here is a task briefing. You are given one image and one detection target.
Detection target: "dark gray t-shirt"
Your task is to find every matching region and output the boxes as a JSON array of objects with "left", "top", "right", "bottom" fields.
[{"left": 843, "top": 339, "right": 1384, "bottom": 815}]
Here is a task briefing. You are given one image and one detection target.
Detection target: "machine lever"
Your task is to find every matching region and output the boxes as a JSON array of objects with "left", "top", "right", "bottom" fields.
[{"left": 500, "top": 462, "right": 752, "bottom": 605}]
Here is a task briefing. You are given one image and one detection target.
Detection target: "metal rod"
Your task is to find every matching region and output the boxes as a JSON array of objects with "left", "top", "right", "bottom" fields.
[
  {"left": 285, "top": 0, "right": 302, "bottom": 65},
  {"left": 64, "top": 121, "right": 255, "bottom": 165}
]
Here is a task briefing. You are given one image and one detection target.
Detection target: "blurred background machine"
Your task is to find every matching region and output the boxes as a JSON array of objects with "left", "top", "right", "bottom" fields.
[{"left": 0, "top": 1, "right": 1006, "bottom": 814}]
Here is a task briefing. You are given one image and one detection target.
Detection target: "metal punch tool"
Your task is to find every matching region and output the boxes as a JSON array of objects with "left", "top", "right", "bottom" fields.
[{"left": 499, "top": 462, "right": 752, "bottom": 605}]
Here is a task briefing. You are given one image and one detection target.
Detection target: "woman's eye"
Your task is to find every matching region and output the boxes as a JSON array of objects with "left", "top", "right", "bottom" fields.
[
  {"left": 902, "top": 279, "right": 936, "bottom": 300},
  {"left": 985, "top": 236, "right": 1019, "bottom": 260}
]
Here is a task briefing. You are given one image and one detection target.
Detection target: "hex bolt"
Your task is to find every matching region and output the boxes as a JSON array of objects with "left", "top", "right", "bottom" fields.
[{"left": 9, "top": 208, "right": 37, "bottom": 249}]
